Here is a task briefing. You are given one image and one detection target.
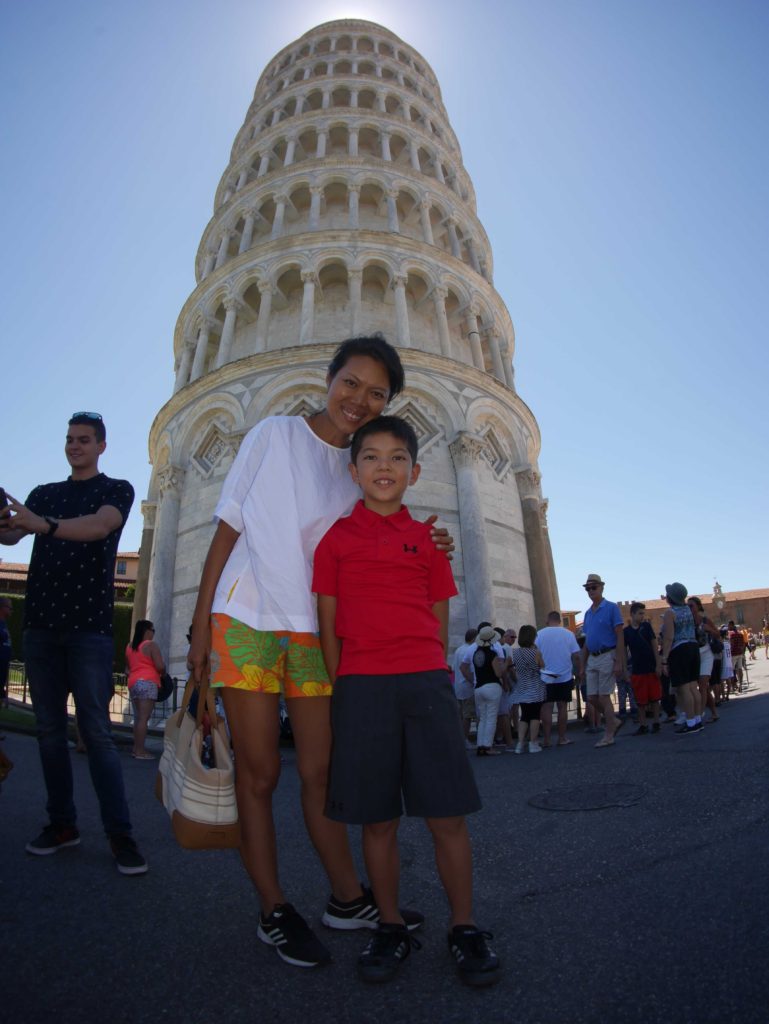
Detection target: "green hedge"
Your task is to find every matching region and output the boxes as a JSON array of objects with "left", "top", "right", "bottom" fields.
[{"left": 1, "top": 593, "right": 134, "bottom": 671}]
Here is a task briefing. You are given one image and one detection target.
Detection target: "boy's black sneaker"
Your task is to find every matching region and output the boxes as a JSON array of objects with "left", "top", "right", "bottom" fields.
[
  {"left": 322, "top": 885, "right": 424, "bottom": 931},
  {"left": 358, "top": 922, "right": 418, "bottom": 983},
  {"left": 448, "top": 926, "right": 501, "bottom": 987},
  {"left": 257, "top": 903, "right": 332, "bottom": 967},
  {"left": 26, "top": 824, "right": 80, "bottom": 856},
  {"left": 110, "top": 835, "right": 148, "bottom": 875}
]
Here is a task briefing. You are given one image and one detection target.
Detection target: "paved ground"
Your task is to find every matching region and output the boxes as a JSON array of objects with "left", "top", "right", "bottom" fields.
[{"left": 3, "top": 659, "right": 769, "bottom": 1024}]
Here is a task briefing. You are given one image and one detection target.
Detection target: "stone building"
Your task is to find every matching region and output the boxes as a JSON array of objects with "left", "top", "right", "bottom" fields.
[{"left": 136, "top": 19, "right": 559, "bottom": 674}]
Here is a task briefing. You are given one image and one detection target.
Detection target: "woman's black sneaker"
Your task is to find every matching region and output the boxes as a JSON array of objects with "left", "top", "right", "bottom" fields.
[
  {"left": 322, "top": 885, "right": 424, "bottom": 931},
  {"left": 448, "top": 926, "right": 501, "bottom": 987},
  {"left": 358, "top": 922, "right": 419, "bottom": 983},
  {"left": 257, "top": 903, "right": 332, "bottom": 967}
]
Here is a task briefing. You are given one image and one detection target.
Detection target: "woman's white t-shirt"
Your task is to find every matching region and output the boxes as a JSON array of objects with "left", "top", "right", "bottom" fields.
[{"left": 211, "top": 416, "right": 358, "bottom": 633}]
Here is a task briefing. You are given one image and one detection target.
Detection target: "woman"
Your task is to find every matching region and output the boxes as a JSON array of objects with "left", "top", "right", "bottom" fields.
[
  {"left": 510, "top": 625, "right": 546, "bottom": 754},
  {"left": 687, "top": 596, "right": 721, "bottom": 723},
  {"left": 125, "top": 620, "right": 164, "bottom": 759},
  {"left": 660, "top": 583, "right": 702, "bottom": 734},
  {"left": 188, "top": 335, "right": 449, "bottom": 968},
  {"left": 470, "top": 626, "right": 505, "bottom": 756}
]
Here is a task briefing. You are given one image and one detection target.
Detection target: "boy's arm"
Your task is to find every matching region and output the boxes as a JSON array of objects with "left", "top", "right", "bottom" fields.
[
  {"left": 432, "top": 599, "right": 449, "bottom": 657},
  {"left": 317, "top": 593, "right": 341, "bottom": 681}
]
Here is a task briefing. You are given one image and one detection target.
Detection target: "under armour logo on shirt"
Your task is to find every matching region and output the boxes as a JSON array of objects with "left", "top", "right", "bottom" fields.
[{"left": 403, "top": 544, "right": 418, "bottom": 553}]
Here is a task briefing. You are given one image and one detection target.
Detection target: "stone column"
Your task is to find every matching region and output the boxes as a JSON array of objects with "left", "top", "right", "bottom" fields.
[
  {"left": 348, "top": 269, "right": 362, "bottom": 334},
  {"left": 271, "top": 108, "right": 281, "bottom": 126},
  {"left": 130, "top": 501, "right": 156, "bottom": 629},
  {"left": 433, "top": 156, "right": 445, "bottom": 184},
  {"left": 447, "top": 219, "right": 461, "bottom": 259},
  {"left": 146, "top": 467, "right": 185, "bottom": 656},
  {"left": 503, "top": 344, "right": 516, "bottom": 391},
  {"left": 300, "top": 271, "right": 316, "bottom": 344},
  {"left": 464, "top": 311, "right": 484, "bottom": 370},
  {"left": 386, "top": 189, "right": 399, "bottom": 232},
  {"left": 215, "top": 298, "right": 242, "bottom": 369},
  {"left": 432, "top": 286, "right": 451, "bottom": 357},
  {"left": 381, "top": 131, "right": 392, "bottom": 161},
  {"left": 236, "top": 168, "right": 248, "bottom": 190},
  {"left": 190, "top": 318, "right": 214, "bottom": 382},
  {"left": 350, "top": 87, "right": 359, "bottom": 107},
  {"left": 295, "top": 95, "right": 305, "bottom": 114},
  {"left": 238, "top": 210, "right": 255, "bottom": 254},
  {"left": 316, "top": 129, "right": 328, "bottom": 158},
  {"left": 488, "top": 331, "right": 506, "bottom": 383},
  {"left": 258, "top": 152, "right": 270, "bottom": 176},
  {"left": 467, "top": 238, "right": 481, "bottom": 274},
  {"left": 202, "top": 251, "right": 216, "bottom": 278},
  {"left": 214, "top": 230, "right": 231, "bottom": 269},
  {"left": 393, "top": 274, "right": 410, "bottom": 347},
  {"left": 419, "top": 199, "right": 434, "bottom": 245},
  {"left": 254, "top": 283, "right": 273, "bottom": 352},
  {"left": 308, "top": 186, "right": 322, "bottom": 230},
  {"left": 516, "top": 469, "right": 558, "bottom": 627},
  {"left": 284, "top": 135, "right": 297, "bottom": 167},
  {"left": 348, "top": 127, "right": 359, "bottom": 157},
  {"left": 271, "top": 194, "right": 287, "bottom": 239},
  {"left": 321, "top": 89, "right": 331, "bottom": 109},
  {"left": 173, "top": 341, "right": 194, "bottom": 393},
  {"left": 409, "top": 140, "right": 420, "bottom": 171},
  {"left": 450, "top": 433, "right": 495, "bottom": 626},
  {"left": 348, "top": 185, "right": 360, "bottom": 228}
]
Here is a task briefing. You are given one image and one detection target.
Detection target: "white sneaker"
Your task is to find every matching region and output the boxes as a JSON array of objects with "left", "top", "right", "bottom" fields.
[
  {"left": 529, "top": 742, "right": 542, "bottom": 753},
  {"left": 514, "top": 742, "right": 525, "bottom": 754}
]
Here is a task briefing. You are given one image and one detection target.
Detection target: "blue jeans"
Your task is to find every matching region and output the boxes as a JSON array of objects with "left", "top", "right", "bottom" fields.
[{"left": 23, "top": 629, "right": 132, "bottom": 836}]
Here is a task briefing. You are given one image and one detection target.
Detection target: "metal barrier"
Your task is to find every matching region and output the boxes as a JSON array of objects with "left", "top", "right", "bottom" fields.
[{"left": 6, "top": 661, "right": 180, "bottom": 731}]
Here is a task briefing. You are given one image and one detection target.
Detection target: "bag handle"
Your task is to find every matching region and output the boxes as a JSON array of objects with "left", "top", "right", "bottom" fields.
[{"left": 178, "top": 671, "right": 221, "bottom": 729}]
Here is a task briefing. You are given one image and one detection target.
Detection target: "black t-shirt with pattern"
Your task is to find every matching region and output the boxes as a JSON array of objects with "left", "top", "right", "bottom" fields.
[{"left": 25, "top": 474, "right": 134, "bottom": 635}]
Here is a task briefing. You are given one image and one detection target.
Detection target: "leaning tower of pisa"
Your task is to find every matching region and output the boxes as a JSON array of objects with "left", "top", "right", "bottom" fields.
[{"left": 136, "top": 19, "right": 559, "bottom": 672}]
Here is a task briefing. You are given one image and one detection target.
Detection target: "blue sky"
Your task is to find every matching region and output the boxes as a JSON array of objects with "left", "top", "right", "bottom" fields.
[{"left": 2, "top": 0, "right": 767, "bottom": 617}]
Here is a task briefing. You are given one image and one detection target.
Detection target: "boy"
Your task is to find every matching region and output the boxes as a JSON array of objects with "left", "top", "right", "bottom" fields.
[{"left": 312, "top": 416, "right": 500, "bottom": 987}]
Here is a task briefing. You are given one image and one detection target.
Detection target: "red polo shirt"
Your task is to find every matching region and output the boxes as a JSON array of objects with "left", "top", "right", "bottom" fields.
[{"left": 312, "top": 500, "right": 457, "bottom": 676}]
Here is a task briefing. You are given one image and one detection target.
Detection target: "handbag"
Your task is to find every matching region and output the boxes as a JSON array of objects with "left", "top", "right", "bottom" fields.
[
  {"left": 155, "top": 674, "right": 240, "bottom": 849},
  {"left": 157, "top": 672, "right": 174, "bottom": 703}
]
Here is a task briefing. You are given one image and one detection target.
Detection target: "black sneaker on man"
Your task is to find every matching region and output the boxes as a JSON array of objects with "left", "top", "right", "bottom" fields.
[
  {"left": 110, "top": 834, "right": 148, "bottom": 875},
  {"left": 358, "top": 922, "right": 417, "bottom": 983},
  {"left": 26, "top": 824, "right": 81, "bottom": 856},
  {"left": 448, "top": 925, "right": 501, "bottom": 987},
  {"left": 322, "top": 885, "right": 424, "bottom": 931},
  {"left": 257, "top": 903, "right": 332, "bottom": 967}
]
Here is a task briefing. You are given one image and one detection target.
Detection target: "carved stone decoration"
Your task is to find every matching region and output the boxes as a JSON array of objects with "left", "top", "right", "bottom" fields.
[
  {"left": 479, "top": 426, "right": 509, "bottom": 478},
  {"left": 157, "top": 465, "right": 186, "bottom": 498},
  {"left": 140, "top": 501, "right": 157, "bottom": 530},
  {"left": 449, "top": 432, "right": 486, "bottom": 469},
  {"left": 390, "top": 400, "right": 441, "bottom": 455},
  {"left": 515, "top": 467, "right": 542, "bottom": 501},
  {"left": 191, "top": 427, "right": 231, "bottom": 478}
]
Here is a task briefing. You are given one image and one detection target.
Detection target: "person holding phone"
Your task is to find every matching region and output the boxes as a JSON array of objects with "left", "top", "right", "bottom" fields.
[{"left": 0, "top": 413, "right": 147, "bottom": 875}]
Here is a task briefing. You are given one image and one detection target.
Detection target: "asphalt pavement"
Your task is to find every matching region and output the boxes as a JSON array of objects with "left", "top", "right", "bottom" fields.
[{"left": 3, "top": 659, "right": 769, "bottom": 1024}]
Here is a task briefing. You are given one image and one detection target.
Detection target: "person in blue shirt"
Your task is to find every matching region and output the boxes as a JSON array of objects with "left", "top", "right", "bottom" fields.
[{"left": 578, "top": 574, "right": 626, "bottom": 748}]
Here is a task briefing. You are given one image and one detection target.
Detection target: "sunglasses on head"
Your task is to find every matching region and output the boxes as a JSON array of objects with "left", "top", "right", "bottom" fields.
[{"left": 71, "top": 411, "right": 103, "bottom": 421}]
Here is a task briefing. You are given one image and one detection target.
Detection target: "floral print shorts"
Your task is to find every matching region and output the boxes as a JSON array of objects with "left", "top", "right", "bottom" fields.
[{"left": 209, "top": 614, "right": 332, "bottom": 698}]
